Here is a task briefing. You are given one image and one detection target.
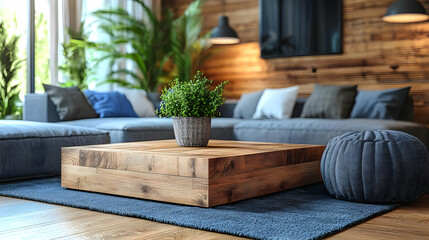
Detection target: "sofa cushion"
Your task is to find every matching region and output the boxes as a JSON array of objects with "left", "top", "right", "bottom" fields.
[
  {"left": 301, "top": 84, "right": 358, "bottom": 119},
  {"left": 116, "top": 88, "right": 156, "bottom": 117},
  {"left": 0, "top": 121, "right": 110, "bottom": 182},
  {"left": 291, "top": 98, "right": 307, "bottom": 118},
  {"left": 43, "top": 84, "right": 97, "bottom": 121},
  {"left": 233, "top": 90, "right": 263, "bottom": 119},
  {"left": 233, "top": 118, "right": 427, "bottom": 146},
  {"left": 397, "top": 95, "right": 414, "bottom": 122},
  {"left": 61, "top": 117, "right": 243, "bottom": 143},
  {"left": 252, "top": 86, "right": 299, "bottom": 120},
  {"left": 84, "top": 90, "right": 139, "bottom": 118},
  {"left": 350, "top": 87, "right": 411, "bottom": 120}
]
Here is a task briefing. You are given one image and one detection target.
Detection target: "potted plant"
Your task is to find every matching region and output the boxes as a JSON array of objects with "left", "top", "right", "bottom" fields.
[{"left": 158, "top": 72, "right": 228, "bottom": 147}]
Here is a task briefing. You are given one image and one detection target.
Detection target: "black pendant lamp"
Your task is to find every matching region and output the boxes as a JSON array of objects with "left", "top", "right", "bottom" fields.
[
  {"left": 383, "top": 0, "right": 428, "bottom": 23},
  {"left": 209, "top": 0, "right": 239, "bottom": 44}
]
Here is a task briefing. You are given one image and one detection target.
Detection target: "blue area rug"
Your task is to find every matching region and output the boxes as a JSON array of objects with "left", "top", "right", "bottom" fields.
[{"left": 0, "top": 178, "right": 399, "bottom": 240}]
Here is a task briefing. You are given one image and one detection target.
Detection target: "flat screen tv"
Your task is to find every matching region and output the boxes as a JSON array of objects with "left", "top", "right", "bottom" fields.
[{"left": 259, "top": 0, "right": 342, "bottom": 58}]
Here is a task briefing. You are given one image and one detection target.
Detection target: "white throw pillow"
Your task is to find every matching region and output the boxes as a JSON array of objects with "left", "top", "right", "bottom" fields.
[
  {"left": 117, "top": 88, "right": 156, "bottom": 117},
  {"left": 252, "top": 86, "right": 299, "bottom": 119}
]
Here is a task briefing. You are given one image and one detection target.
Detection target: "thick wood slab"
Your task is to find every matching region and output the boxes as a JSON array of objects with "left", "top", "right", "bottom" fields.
[{"left": 61, "top": 140, "right": 325, "bottom": 207}]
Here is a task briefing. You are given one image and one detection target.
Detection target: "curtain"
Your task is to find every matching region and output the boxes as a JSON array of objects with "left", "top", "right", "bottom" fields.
[
  {"left": 48, "top": 0, "right": 58, "bottom": 84},
  {"left": 49, "top": 0, "right": 82, "bottom": 85}
]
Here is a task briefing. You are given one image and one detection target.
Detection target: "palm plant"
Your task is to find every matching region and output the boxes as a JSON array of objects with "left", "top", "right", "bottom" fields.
[
  {"left": 59, "top": 22, "right": 91, "bottom": 90},
  {"left": 78, "top": 0, "right": 212, "bottom": 91},
  {"left": 82, "top": 0, "right": 174, "bottom": 92},
  {"left": 170, "top": 0, "right": 213, "bottom": 82},
  {"left": 0, "top": 21, "right": 23, "bottom": 119}
]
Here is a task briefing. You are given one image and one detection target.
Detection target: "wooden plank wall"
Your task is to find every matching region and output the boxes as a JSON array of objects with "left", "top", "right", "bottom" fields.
[{"left": 163, "top": 0, "right": 429, "bottom": 125}]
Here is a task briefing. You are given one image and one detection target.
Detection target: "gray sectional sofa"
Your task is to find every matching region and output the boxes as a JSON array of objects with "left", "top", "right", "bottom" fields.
[{"left": 23, "top": 93, "right": 429, "bottom": 147}]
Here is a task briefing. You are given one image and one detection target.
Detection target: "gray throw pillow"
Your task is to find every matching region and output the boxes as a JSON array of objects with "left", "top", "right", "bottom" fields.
[
  {"left": 397, "top": 95, "right": 414, "bottom": 121},
  {"left": 233, "top": 90, "right": 264, "bottom": 119},
  {"left": 350, "top": 87, "right": 411, "bottom": 120},
  {"left": 43, "top": 84, "right": 98, "bottom": 121},
  {"left": 300, "top": 84, "right": 358, "bottom": 119}
]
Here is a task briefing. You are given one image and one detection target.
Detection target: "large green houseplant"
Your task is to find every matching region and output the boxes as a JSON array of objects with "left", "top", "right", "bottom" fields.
[
  {"left": 78, "top": 0, "right": 211, "bottom": 95},
  {"left": 59, "top": 22, "right": 91, "bottom": 90},
  {"left": 170, "top": 0, "right": 212, "bottom": 83},
  {"left": 0, "top": 21, "right": 23, "bottom": 119},
  {"left": 81, "top": 0, "right": 174, "bottom": 92},
  {"left": 158, "top": 72, "right": 228, "bottom": 147}
]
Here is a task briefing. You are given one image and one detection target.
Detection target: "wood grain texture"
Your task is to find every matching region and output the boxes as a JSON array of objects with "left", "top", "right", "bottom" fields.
[
  {"left": 1, "top": 194, "right": 429, "bottom": 239},
  {"left": 163, "top": 0, "right": 429, "bottom": 126},
  {"left": 61, "top": 140, "right": 325, "bottom": 207}
]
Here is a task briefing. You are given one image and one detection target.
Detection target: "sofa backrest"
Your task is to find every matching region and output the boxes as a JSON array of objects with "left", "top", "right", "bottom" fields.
[
  {"left": 218, "top": 101, "right": 237, "bottom": 118},
  {"left": 220, "top": 95, "right": 414, "bottom": 121},
  {"left": 23, "top": 93, "right": 415, "bottom": 122}
]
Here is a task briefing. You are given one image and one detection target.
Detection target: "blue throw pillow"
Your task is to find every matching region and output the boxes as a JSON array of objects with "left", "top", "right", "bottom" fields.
[
  {"left": 84, "top": 90, "right": 138, "bottom": 118},
  {"left": 350, "top": 87, "right": 410, "bottom": 120}
]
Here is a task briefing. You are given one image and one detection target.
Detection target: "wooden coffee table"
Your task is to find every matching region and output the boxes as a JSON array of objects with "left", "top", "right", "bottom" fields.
[{"left": 61, "top": 140, "right": 325, "bottom": 207}]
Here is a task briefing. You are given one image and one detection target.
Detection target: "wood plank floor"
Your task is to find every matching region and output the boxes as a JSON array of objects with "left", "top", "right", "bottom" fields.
[{"left": 0, "top": 195, "right": 428, "bottom": 240}]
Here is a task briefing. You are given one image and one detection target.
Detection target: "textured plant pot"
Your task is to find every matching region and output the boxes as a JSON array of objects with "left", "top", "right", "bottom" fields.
[{"left": 172, "top": 116, "right": 211, "bottom": 147}]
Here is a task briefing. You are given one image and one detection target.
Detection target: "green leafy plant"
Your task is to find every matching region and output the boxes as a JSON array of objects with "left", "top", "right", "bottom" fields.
[
  {"left": 170, "top": 0, "right": 213, "bottom": 83},
  {"left": 78, "top": 0, "right": 174, "bottom": 92},
  {"left": 74, "top": 0, "right": 212, "bottom": 92},
  {"left": 0, "top": 21, "right": 24, "bottom": 119},
  {"left": 158, "top": 71, "right": 228, "bottom": 118},
  {"left": 59, "top": 22, "right": 91, "bottom": 90}
]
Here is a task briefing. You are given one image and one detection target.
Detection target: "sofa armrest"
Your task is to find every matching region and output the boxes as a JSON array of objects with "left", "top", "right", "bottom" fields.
[{"left": 23, "top": 94, "right": 60, "bottom": 122}]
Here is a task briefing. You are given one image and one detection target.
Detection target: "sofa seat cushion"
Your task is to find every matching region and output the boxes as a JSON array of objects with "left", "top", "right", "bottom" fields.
[
  {"left": 0, "top": 121, "right": 110, "bottom": 182},
  {"left": 233, "top": 118, "right": 428, "bottom": 146},
  {"left": 61, "top": 117, "right": 243, "bottom": 143}
]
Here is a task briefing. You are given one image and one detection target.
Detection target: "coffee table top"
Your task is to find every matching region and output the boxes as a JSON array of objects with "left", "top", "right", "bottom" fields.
[{"left": 64, "top": 139, "right": 323, "bottom": 159}]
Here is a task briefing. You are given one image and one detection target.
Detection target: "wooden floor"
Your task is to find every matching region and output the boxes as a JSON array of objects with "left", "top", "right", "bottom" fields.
[{"left": 0, "top": 195, "right": 428, "bottom": 240}]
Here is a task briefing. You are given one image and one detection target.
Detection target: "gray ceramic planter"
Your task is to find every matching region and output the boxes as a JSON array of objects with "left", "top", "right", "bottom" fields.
[{"left": 172, "top": 116, "right": 211, "bottom": 147}]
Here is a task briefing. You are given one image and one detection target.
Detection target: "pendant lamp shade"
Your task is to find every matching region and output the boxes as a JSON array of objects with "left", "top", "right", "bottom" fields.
[
  {"left": 383, "top": 0, "right": 428, "bottom": 23},
  {"left": 209, "top": 16, "right": 240, "bottom": 44}
]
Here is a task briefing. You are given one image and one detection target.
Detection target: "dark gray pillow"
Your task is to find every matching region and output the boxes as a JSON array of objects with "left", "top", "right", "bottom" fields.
[
  {"left": 233, "top": 90, "right": 264, "bottom": 119},
  {"left": 300, "top": 84, "right": 357, "bottom": 119},
  {"left": 43, "top": 84, "right": 98, "bottom": 121},
  {"left": 291, "top": 98, "right": 307, "bottom": 118},
  {"left": 350, "top": 87, "right": 411, "bottom": 120},
  {"left": 397, "top": 95, "right": 414, "bottom": 121}
]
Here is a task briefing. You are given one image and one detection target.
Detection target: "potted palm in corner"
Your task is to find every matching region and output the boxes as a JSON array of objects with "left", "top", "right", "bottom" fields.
[{"left": 158, "top": 72, "right": 228, "bottom": 147}]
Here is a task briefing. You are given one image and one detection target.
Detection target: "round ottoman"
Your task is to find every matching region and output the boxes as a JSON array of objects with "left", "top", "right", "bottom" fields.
[{"left": 321, "top": 130, "right": 429, "bottom": 203}]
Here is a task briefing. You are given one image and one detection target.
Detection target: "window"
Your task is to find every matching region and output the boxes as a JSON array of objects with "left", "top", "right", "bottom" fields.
[
  {"left": 35, "top": 0, "right": 51, "bottom": 92},
  {"left": 0, "top": 0, "right": 28, "bottom": 97}
]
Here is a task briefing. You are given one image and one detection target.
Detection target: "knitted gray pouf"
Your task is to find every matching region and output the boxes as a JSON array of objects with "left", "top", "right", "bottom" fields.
[{"left": 321, "top": 130, "right": 429, "bottom": 203}]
